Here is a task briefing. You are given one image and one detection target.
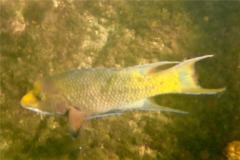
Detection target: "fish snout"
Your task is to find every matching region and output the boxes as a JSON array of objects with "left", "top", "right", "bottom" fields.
[{"left": 20, "top": 91, "right": 39, "bottom": 108}]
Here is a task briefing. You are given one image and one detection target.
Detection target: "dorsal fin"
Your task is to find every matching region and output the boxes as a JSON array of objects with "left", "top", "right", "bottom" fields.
[{"left": 126, "top": 61, "right": 180, "bottom": 75}]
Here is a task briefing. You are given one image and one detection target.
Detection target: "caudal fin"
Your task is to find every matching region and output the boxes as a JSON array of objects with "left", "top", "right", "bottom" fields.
[{"left": 174, "top": 55, "right": 225, "bottom": 94}]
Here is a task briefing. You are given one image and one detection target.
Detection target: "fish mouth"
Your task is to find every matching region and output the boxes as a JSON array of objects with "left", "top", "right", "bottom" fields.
[
  {"left": 21, "top": 104, "right": 54, "bottom": 115},
  {"left": 20, "top": 91, "right": 53, "bottom": 115}
]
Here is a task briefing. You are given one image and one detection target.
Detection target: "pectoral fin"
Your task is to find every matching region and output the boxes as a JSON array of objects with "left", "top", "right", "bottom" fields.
[{"left": 68, "top": 107, "right": 87, "bottom": 138}]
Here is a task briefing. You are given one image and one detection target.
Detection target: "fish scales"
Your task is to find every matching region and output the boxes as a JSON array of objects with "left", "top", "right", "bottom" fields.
[{"left": 50, "top": 68, "right": 159, "bottom": 114}]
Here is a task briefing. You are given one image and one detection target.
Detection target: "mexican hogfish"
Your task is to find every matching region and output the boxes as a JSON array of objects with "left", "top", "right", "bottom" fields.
[{"left": 20, "top": 55, "right": 225, "bottom": 137}]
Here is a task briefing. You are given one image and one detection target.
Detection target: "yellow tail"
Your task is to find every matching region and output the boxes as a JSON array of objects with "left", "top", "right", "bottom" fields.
[
  {"left": 170, "top": 55, "right": 225, "bottom": 94},
  {"left": 130, "top": 55, "right": 225, "bottom": 95}
]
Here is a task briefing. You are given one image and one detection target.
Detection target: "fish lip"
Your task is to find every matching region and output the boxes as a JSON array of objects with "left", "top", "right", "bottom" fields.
[{"left": 20, "top": 104, "right": 54, "bottom": 115}]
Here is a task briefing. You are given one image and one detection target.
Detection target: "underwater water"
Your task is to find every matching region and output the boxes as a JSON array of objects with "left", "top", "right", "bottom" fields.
[{"left": 0, "top": 1, "right": 239, "bottom": 160}]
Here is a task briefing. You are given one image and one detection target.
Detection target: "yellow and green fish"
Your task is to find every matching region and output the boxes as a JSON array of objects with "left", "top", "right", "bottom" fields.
[{"left": 20, "top": 55, "right": 225, "bottom": 137}]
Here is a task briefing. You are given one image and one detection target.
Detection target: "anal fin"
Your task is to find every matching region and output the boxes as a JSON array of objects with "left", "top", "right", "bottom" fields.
[
  {"left": 142, "top": 100, "right": 188, "bottom": 114},
  {"left": 87, "top": 110, "right": 123, "bottom": 120},
  {"left": 120, "top": 99, "right": 188, "bottom": 114},
  {"left": 141, "top": 99, "right": 188, "bottom": 114}
]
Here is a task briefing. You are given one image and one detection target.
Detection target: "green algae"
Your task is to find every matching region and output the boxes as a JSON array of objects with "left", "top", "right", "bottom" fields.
[{"left": 0, "top": 1, "right": 239, "bottom": 159}]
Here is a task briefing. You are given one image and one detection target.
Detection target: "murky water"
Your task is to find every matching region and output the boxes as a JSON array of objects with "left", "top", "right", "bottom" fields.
[{"left": 1, "top": 1, "right": 239, "bottom": 160}]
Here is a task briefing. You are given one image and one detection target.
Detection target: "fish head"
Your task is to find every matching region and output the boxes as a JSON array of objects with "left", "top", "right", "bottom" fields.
[{"left": 20, "top": 80, "right": 68, "bottom": 115}]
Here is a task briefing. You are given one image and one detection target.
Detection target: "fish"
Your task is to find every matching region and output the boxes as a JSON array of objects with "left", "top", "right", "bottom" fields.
[{"left": 20, "top": 55, "right": 225, "bottom": 138}]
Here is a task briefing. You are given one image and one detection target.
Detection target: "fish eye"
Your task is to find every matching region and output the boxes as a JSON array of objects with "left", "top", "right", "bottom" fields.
[
  {"left": 32, "top": 91, "right": 44, "bottom": 101},
  {"left": 35, "top": 94, "right": 42, "bottom": 101}
]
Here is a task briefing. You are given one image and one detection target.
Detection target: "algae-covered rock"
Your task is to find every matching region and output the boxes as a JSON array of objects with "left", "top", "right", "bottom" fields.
[
  {"left": 225, "top": 141, "right": 240, "bottom": 160},
  {"left": 0, "top": 1, "right": 239, "bottom": 159}
]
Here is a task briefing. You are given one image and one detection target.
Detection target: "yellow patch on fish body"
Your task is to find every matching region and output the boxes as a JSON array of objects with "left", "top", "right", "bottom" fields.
[
  {"left": 20, "top": 55, "right": 225, "bottom": 138},
  {"left": 150, "top": 69, "right": 182, "bottom": 94}
]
